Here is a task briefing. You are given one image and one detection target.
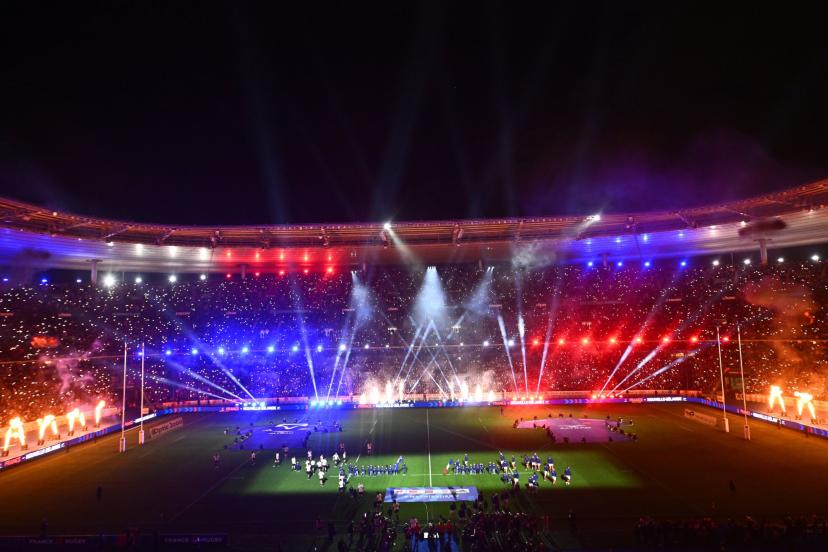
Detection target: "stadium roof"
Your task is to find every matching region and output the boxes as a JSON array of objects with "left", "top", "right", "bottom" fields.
[{"left": 1, "top": 179, "right": 828, "bottom": 272}]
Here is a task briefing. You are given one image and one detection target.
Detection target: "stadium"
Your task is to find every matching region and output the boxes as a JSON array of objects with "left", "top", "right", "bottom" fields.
[{"left": 3, "top": 4, "right": 828, "bottom": 551}]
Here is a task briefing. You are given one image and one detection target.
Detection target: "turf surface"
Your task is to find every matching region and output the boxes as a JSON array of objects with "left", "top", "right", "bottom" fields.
[{"left": 1, "top": 402, "right": 828, "bottom": 550}]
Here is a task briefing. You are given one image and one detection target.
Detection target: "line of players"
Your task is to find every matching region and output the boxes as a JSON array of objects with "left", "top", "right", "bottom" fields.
[
  {"left": 445, "top": 452, "right": 572, "bottom": 490},
  {"left": 278, "top": 448, "right": 410, "bottom": 491}
]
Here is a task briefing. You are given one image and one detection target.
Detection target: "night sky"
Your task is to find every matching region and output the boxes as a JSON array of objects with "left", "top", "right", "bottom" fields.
[{"left": 1, "top": 2, "right": 827, "bottom": 226}]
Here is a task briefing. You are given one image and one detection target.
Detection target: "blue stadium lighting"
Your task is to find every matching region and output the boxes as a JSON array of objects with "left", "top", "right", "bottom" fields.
[
  {"left": 3, "top": 277, "right": 9, "bottom": 282},
  {"left": 364, "top": 343, "right": 370, "bottom": 349},
  {"left": 241, "top": 346, "right": 249, "bottom": 354},
  {"left": 587, "top": 261, "right": 594, "bottom": 267},
  {"left": 316, "top": 345, "right": 323, "bottom": 352},
  {"left": 644, "top": 261, "right": 651, "bottom": 267},
  {"left": 218, "top": 347, "right": 226, "bottom": 355},
  {"left": 338, "top": 343, "right": 347, "bottom": 352},
  {"left": 165, "top": 349, "right": 172, "bottom": 356},
  {"left": 75, "top": 278, "right": 81, "bottom": 283},
  {"left": 616, "top": 261, "right": 623, "bottom": 267},
  {"left": 310, "top": 400, "right": 317, "bottom": 407},
  {"left": 40, "top": 277, "right": 48, "bottom": 284},
  {"left": 615, "top": 237, "right": 621, "bottom": 244},
  {"left": 292, "top": 345, "right": 299, "bottom": 352},
  {"left": 138, "top": 350, "right": 144, "bottom": 357},
  {"left": 642, "top": 234, "right": 649, "bottom": 242},
  {"left": 191, "top": 348, "right": 198, "bottom": 355},
  {"left": 336, "top": 400, "right": 342, "bottom": 406},
  {"left": 680, "top": 260, "right": 687, "bottom": 267},
  {"left": 267, "top": 345, "right": 275, "bottom": 353}
]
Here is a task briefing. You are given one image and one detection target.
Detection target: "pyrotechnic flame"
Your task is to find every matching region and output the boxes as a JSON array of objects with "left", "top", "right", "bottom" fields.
[
  {"left": 67, "top": 408, "right": 86, "bottom": 434},
  {"left": 3, "top": 417, "right": 26, "bottom": 452},
  {"left": 769, "top": 385, "right": 786, "bottom": 413},
  {"left": 37, "top": 414, "right": 59, "bottom": 441},
  {"left": 94, "top": 400, "right": 105, "bottom": 427},
  {"left": 794, "top": 391, "right": 816, "bottom": 419}
]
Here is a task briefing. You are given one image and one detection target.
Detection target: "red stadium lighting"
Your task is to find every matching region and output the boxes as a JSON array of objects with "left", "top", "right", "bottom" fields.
[
  {"left": 254, "top": 271, "right": 260, "bottom": 277},
  {"left": 532, "top": 338, "right": 540, "bottom": 347},
  {"left": 722, "top": 336, "right": 730, "bottom": 343},
  {"left": 581, "top": 337, "right": 590, "bottom": 345},
  {"left": 278, "top": 269, "right": 285, "bottom": 276},
  {"left": 609, "top": 336, "right": 617, "bottom": 345},
  {"left": 591, "top": 393, "right": 597, "bottom": 399},
  {"left": 661, "top": 336, "right": 671, "bottom": 344},
  {"left": 634, "top": 336, "right": 643, "bottom": 344},
  {"left": 690, "top": 336, "right": 699, "bottom": 343},
  {"left": 225, "top": 273, "right": 231, "bottom": 279},
  {"left": 557, "top": 338, "right": 565, "bottom": 346},
  {"left": 326, "top": 266, "right": 334, "bottom": 274},
  {"left": 303, "top": 268, "right": 309, "bottom": 275}
]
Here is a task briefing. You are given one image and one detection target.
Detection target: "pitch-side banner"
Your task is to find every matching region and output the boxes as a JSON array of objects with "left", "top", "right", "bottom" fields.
[{"left": 384, "top": 486, "right": 478, "bottom": 503}]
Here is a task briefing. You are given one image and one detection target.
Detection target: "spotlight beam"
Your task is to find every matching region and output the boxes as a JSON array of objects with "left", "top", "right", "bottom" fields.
[
  {"left": 497, "top": 314, "right": 519, "bottom": 392},
  {"left": 536, "top": 289, "right": 561, "bottom": 394}
]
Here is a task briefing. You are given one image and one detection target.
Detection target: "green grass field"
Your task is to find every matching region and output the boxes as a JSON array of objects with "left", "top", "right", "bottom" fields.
[{"left": 1, "top": 402, "right": 828, "bottom": 550}]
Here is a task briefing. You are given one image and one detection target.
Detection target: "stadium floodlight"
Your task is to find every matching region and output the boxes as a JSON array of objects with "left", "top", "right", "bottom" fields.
[
  {"left": 316, "top": 345, "right": 323, "bottom": 353},
  {"left": 135, "top": 276, "right": 143, "bottom": 284},
  {"left": 218, "top": 347, "right": 225, "bottom": 355},
  {"left": 267, "top": 345, "right": 275, "bottom": 353},
  {"left": 200, "top": 274, "right": 207, "bottom": 281},
  {"left": 241, "top": 346, "right": 249, "bottom": 354},
  {"left": 680, "top": 260, "right": 687, "bottom": 267},
  {"left": 616, "top": 261, "right": 623, "bottom": 267},
  {"left": 587, "top": 261, "right": 594, "bottom": 267},
  {"left": 292, "top": 345, "right": 299, "bottom": 352},
  {"left": 743, "top": 258, "right": 751, "bottom": 265},
  {"left": 40, "top": 277, "right": 49, "bottom": 284},
  {"left": 338, "top": 343, "right": 346, "bottom": 352},
  {"left": 712, "top": 259, "right": 720, "bottom": 266},
  {"left": 191, "top": 348, "right": 198, "bottom": 355},
  {"left": 777, "top": 257, "right": 784, "bottom": 263},
  {"left": 168, "top": 274, "right": 177, "bottom": 283},
  {"left": 383, "top": 221, "right": 392, "bottom": 230},
  {"left": 364, "top": 343, "right": 370, "bottom": 349},
  {"left": 75, "top": 278, "right": 82, "bottom": 284},
  {"left": 165, "top": 349, "right": 172, "bottom": 356},
  {"left": 483, "top": 340, "right": 490, "bottom": 347},
  {"left": 507, "top": 339, "right": 515, "bottom": 347},
  {"left": 643, "top": 261, "right": 651, "bottom": 267},
  {"left": 103, "top": 274, "right": 116, "bottom": 288},
  {"left": 811, "top": 254, "right": 821, "bottom": 262},
  {"left": 557, "top": 338, "right": 565, "bottom": 345}
]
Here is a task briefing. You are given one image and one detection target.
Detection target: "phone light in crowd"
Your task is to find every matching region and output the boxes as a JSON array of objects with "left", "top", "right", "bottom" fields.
[
  {"left": 364, "top": 343, "right": 370, "bottom": 349},
  {"left": 680, "top": 260, "right": 687, "bottom": 267},
  {"left": 507, "top": 339, "right": 515, "bottom": 347},
  {"left": 200, "top": 274, "right": 207, "bottom": 281},
  {"left": 292, "top": 345, "right": 299, "bottom": 352},
  {"left": 168, "top": 275, "right": 177, "bottom": 283},
  {"left": 3, "top": 417, "right": 26, "bottom": 452},
  {"left": 483, "top": 340, "right": 490, "bottom": 347},
  {"left": 338, "top": 343, "right": 347, "bottom": 352},
  {"left": 191, "top": 348, "right": 198, "bottom": 355},
  {"left": 267, "top": 345, "right": 275, "bottom": 353},
  {"left": 712, "top": 259, "right": 720, "bottom": 266},
  {"left": 94, "top": 400, "right": 106, "bottom": 427},
  {"left": 241, "top": 346, "right": 249, "bottom": 354},
  {"left": 769, "top": 385, "right": 786, "bottom": 413},
  {"left": 643, "top": 261, "right": 651, "bottom": 267},
  {"left": 103, "top": 274, "right": 116, "bottom": 287},
  {"left": 226, "top": 273, "right": 232, "bottom": 279},
  {"left": 165, "top": 349, "right": 172, "bottom": 356},
  {"left": 616, "top": 261, "right": 623, "bottom": 267},
  {"left": 587, "top": 261, "right": 594, "bottom": 267},
  {"left": 316, "top": 345, "right": 323, "bottom": 352},
  {"left": 218, "top": 347, "right": 226, "bottom": 355}
]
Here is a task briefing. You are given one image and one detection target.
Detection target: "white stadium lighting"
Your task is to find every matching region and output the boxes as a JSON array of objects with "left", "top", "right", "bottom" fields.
[
  {"left": 812, "top": 254, "right": 821, "bottom": 262},
  {"left": 134, "top": 276, "right": 142, "bottom": 284},
  {"left": 507, "top": 339, "right": 515, "bottom": 347},
  {"left": 292, "top": 345, "right": 299, "bottom": 352},
  {"left": 712, "top": 260, "right": 720, "bottom": 266},
  {"left": 103, "top": 274, "right": 116, "bottom": 288},
  {"left": 364, "top": 343, "right": 370, "bottom": 349},
  {"left": 743, "top": 258, "right": 751, "bottom": 265},
  {"left": 168, "top": 275, "right": 177, "bottom": 283},
  {"left": 483, "top": 340, "right": 490, "bottom": 347},
  {"left": 267, "top": 345, "right": 275, "bottom": 353},
  {"left": 777, "top": 257, "right": 784, "bottom": 263},
  {"left": 383, "top": 221, "right": 392, "bottom": 230},
  {"left": 200, "top": 274, "right": 207, "bottom": 281},
  {"left": 316, "top": 345, "right": 323, "bottom": 352},
  {"left": 338, "top": 343, "right": 347, "bottom": 352}
]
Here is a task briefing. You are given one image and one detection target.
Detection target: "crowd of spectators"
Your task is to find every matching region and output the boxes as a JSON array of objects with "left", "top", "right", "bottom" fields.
[{"left": 0, "top": 259, "right": 825, "bottom": 422}]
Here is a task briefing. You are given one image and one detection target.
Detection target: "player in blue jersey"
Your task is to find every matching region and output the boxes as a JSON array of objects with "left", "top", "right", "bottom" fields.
[{"left": 563, "top": 466, "right": 572, "bottom": 485}]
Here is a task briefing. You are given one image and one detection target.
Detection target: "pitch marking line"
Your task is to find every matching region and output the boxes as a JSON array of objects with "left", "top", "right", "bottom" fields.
[{"left": 426, "top": 408, "right": 433, "bottom": 487}]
